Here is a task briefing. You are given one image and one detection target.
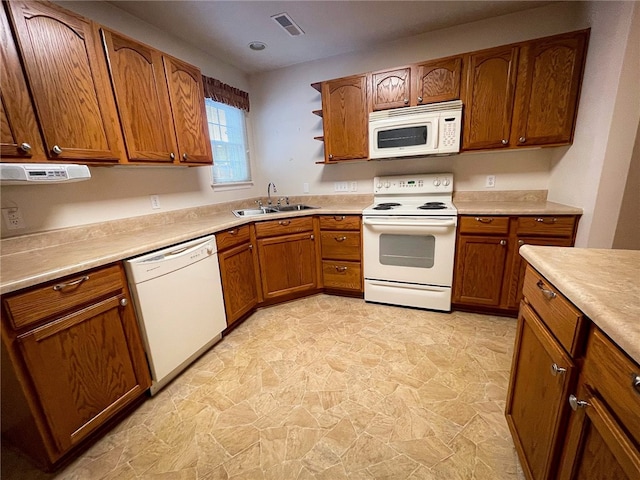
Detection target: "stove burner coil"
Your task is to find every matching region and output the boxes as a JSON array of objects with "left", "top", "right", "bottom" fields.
[
  {"left": 418, "top": 202, "right": 447, "bottom": 210},
  {"left": 373, "top": 202, "right": 401, "bottom": 210}
]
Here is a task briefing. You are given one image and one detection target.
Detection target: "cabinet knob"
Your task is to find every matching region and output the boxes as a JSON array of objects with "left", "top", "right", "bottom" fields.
[
  {"left": 403, "top": 98, "right": 409, "bottom": 105},
  {"left": 182, "top": 153, "right": 188, "bottom": 161},
  {"left": 328, "top": 154, "right": 334, "bottom": 160},
  {"left": 119, "top": 298, "right": 128, "bottom": 307},
  {"left": 52, "top": 145, "right": 62, "bottom": 155},
  {"left": 249, "top": 244, "right": 253, "bottom": 250},
  {"left": 170, "top": 152, "right": 176, "bottom": 160},
  {"left": 501, "top": 139, "right": 508, "bottom": 145},
  {"left": 536, "top": 280, "right": 557, "bottom": 300},
  {"left": 551, "top": 363, "right": 567, "bottom": 376},
  {"left": 499, "top": 240, "right": 507, "bottom": 246},
  {"left": 335, "top": 236, "right": 347, "bottom": 242},
  {"left": 519, "top": 136, "right": 526, "bottom": 143},
  {"left": 20, "top": 142, "right": 32, "bottom": 153},
  {"left": 417, "top": 96, "right": 423, "bottom": 103},
  {"left": 633, "top": 374, "right": 640, "bottom": 393},
  {"left": 568, "top": 394, "right": 589, "bottom": 411},
  {"left": 310, "top": 234, "right": 315, "bottom": 240},
  {"left": 518, "top": 240, "right": 525, "bottom": 246}
]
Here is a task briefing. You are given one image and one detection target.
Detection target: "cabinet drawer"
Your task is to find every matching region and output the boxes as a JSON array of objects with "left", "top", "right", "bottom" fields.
[
  {"left": 322, "top": 261, "right": 362, "bottom": 291},
  {"left": 320, "top": 231, "right": 361, "bottom": 261},
  {"left": 522, "top": 265, "right": 584, "bottom": 356},
  {"left": 459, "top": 216, "right": 509, "bottom": 234},
  {"left": 517, "top": 216, "right": 576, "bottom": 237},
  {"left": 319, "top": 215, "right": 361, "bottom": 230},
  {"left": 3, "top": 265, "right": 124, "bottom": 330},
  {"left": 216, "top": 225, "right": 251, "bottom": 251},
  {"left": 255, "top": 217, "right": 314, "bottom": 238},
  {"left": 581, "top": 327, "right": 640, "bottom": 446}
]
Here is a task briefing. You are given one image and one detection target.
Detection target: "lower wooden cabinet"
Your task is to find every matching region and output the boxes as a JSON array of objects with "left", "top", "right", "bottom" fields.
[
  {"left": 1, "top": 263, "right": 151, "bottom": 468},
  {"left": 319, "top": 215, "right": 363, "bottom": 294},
  {"left": 453, "top": 214, "right": 578, "bottom": 315},
  {"left": 506, "top": 265, "right": 640, "bottom": 480},
  {"left": 216, "top": 225, "right": 261, "bottom": 327}
]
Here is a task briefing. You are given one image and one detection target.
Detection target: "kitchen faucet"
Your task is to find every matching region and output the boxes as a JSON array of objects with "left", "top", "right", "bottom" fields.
[{"left": 267, "top": 182, "right": 277, "bottom": 205}]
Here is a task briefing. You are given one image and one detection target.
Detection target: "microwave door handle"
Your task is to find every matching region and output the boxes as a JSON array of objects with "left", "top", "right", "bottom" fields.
[{"left": 432, "top": 118, "right": 439, "bottom": 148}]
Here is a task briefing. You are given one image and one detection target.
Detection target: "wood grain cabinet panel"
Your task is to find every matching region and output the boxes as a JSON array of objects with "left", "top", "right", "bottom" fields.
[
  {"left": 462, "top": 45, "right": 519, "bottom": 150},
  {"left": 322, "top": 261, "right": 362, "bottom": 291},
  {"left": 415, "top": 56, "right": 462, "bottom": 104},
  {"left": 101, "top": 28, "right": 178, "bottom": 163},
  {"left": 321, "top": 74, "right": 368, "bottom": 162},
  {"left": 218, "top": 240, "right": 259, "bottom": 327},
  {"left": 320, "top": 231, "right": 360, "bottom": 261},
  {"left": 0, "top": 7, "right": 46, "bottom": 161},
  {"left": 6, "top": 1, "right": 123, "bottom": 162},
  {"left": 0, "top": 263, "right": 150, "bottom": 468},
  {"left": 371, "top": 67, "right": 412, "bottom": 110},
  {"left": 513, "top": 30, "right": 588, "bottom": 147},
  {"left": 164, "top": 56, "right": 213, "bottom": 164}
]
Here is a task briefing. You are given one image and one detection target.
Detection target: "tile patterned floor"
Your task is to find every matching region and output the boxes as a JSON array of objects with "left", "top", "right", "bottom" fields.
[{"left": 2, "top": 295, "right": 525, "bottom": 479}]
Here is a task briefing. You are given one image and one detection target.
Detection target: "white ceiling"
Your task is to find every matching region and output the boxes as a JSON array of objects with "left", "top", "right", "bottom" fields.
[{"left": 108, "top": 1, "right": 554, "bottom": 74}]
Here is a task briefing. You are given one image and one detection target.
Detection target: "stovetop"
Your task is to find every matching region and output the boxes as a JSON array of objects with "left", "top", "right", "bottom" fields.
[{"left": 363, "top": 173, "right": 457, "bottom": 216}]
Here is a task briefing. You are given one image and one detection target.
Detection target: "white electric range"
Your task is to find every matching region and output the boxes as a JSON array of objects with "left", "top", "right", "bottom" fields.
[{"left": 362, "top": 173, "right": 457, "bottom": 311}]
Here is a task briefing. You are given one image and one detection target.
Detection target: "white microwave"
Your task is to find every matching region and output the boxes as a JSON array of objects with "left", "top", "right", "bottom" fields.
[{"left": 368, "top": 100, "right": 462, "bottom": 159}]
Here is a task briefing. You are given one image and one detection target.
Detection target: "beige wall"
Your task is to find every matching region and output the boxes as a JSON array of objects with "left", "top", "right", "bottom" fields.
[
  {"left": 1, "top": 1, "right": 636, "bottom": 243},
  {"left": 612, "top": 122, "right": 640, "bottom": 250}
]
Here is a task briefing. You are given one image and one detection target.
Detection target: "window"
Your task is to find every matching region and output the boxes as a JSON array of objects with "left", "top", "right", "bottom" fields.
[{"left": 205, "top": 99, "right": 251, "bottom": 185}]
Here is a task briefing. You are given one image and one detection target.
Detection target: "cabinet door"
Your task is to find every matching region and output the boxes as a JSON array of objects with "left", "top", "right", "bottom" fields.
[
  {"left": 17, "top": 294, "right": 150, "bottom": 454},
  {"left": 322, "top": 74, "right": 368, "bottom": 162},
  {"left": 371, "top": 67, "right": 411, "bottom": 110},
  {"left": 6, "top": 1, "right": 122, "bottom": 162},
  {"left": 415, "top": 56, "right": 462, "bottom": 104},
  {"left": 0, "top": 8, "right": 46, "bottom": 161},
  {"left": 101, "top": 29, "right": 177, "bottom": 163},
  {"left": 453, "top": 235, "right": 509, "bottom": 306},
  {"left": 513, "top": 30, "right": 588, "bottom": 147},
  {"left": 557, "top": 384, "right": 640, "bottom": 480},
  {"left": 507, "top": 236, "right": 574, "bottom": 310},
  {"left": 163, "top": 55, "right": 212, "bottom": 164},
  {"left": 462, "top": 46, "right": 519, "bottom": 150},
  {"left": 506, "top": 303, "right": 576, "bottom": 480},
  {"left": 218, "top": 241, "right": 259, "bottom": 327},
  {"left": 258, "top": 232, "right": 317, "bottom": 300}
]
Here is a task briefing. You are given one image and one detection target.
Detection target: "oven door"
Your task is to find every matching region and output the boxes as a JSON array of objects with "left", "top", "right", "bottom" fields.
[{"left": 363, "top": 215, "right": 457, "bottom": 286}]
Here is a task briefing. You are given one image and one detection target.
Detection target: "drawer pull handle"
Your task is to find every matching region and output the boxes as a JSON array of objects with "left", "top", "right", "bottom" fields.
[
  {"left": 334, "top": 215, "right": 345, "bottom": 221},
  {"left": 499, "top": 240, "right": 507, "bottom": 246},
  {"left": 536, "top": 280, "right": 557, "bottom": 300},
  {"left": 335, "top": 236, "right": 347, "bottom": 242},
  {"left": 335, "top": 266, "right": 348, "bottom": 272},
  {"left": 475, "top": 217, "right": 493, "bottom": 223},
  {"left": 536, "top": 217, "right": 557, "bottom": 224},
  {"left": 310, "top": 234, "right": 314, "bottom": 240},
  {"left": 551, "top": 363, "right": 567, "bottom": 376},
  {"left": 53, "top": 275, "right": 89, "bottom": 291},
  {"left": 279, "top": 220, "right": 291, "bottom": 226},
  {"left": 568, "top": 394, "right": 589, "bottom": 411},
  {"left": 229, "top": 229, "right": 238, "bottom": 235},
  {"left": 249, "top": 244, "right": 253, "bottom": 250},
  {"left": 633, "top": 374, "right": 640, "bottom": 393},
  {"left": 119, "top": 298, "right": 128, "bottom": 307}
]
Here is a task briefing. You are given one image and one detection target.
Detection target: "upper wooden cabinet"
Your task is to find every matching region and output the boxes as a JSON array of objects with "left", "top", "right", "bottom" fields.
[
  {"left": 5, "top": 1, "right": 123, "bottom": 163},
  {"left": 163, "top": 56, "right": 213, "bottom": 164},
  {"left": 101, "top": 28, "right": 178, "bottom": 164},
  {"left": 512, "top": 30, "right": 589, "bottom": 148},
  {"left": 370, "top": 57, "right": 462, "bottom": 111},
  {"left": 462, "top": 45, "right": 519, "bottom": 150},
  {"left": 321, "top": 74, "right": 368, "bottom": 162},
  {"left": 101, "top": 28, "right": 212, "bottom": 165},
  {"left": 0, "top": 7, "right": 46, "bottom": 161}
]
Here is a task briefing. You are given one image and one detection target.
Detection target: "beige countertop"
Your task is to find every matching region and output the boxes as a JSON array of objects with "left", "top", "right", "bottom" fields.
[
  {"left": 454, "top": 200, "right": 583, "bottom": 215},
  {"left": 520, "top": 245, "right": 640, "bottom": 364}
]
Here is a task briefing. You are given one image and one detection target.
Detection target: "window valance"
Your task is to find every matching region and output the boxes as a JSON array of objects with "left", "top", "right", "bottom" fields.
[{"left": 202, "top": 75, "right": 250, "bottom": 112}]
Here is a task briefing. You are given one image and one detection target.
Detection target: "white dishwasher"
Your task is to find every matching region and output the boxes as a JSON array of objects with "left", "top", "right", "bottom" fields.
[{"left": 125, "top": 235, "right": 226, "bottom": 395}]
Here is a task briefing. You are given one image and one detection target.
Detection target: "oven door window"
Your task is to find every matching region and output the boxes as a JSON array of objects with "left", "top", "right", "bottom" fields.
[
  {"left": 379, "top": 234, "right": 435, "bottom": 268},
  {"left": 377, "top": 125, "right": 428, "bottom": 149}
]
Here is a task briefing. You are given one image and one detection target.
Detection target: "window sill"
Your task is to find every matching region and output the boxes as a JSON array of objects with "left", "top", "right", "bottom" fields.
[{"left": 211, "top": 181, "right": 254, "bottom": 192}]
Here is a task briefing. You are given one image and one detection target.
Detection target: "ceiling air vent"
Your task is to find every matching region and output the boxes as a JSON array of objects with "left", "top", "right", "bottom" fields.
[{"left": 271, "top": 12, "right": 305, "bottom": 37}]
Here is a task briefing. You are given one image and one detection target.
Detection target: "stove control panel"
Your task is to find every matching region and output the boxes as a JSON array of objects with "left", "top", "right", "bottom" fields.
[{"left": 373, "top": 173, "right": 453, "bottom": 195}]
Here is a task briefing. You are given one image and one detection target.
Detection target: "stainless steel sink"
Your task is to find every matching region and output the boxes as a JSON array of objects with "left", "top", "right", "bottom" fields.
[
  {"left": 232, "top": 207, "right": 279, "bottom": 217},
  {"left": 275, "top": 204, "right": 318, "bottom": 212},
  {"left": 232, "top": 204, "right": 318, "bottom": 217}
]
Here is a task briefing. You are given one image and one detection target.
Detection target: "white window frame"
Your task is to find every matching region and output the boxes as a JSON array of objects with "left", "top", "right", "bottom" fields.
[{"left": 206, "top": 99, "right": 253, "bottom": 190}]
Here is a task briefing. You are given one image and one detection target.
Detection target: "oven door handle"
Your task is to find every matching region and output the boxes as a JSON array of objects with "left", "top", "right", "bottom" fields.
[{"left": 363, "top": 218, "right": 456, "bottom": 228}]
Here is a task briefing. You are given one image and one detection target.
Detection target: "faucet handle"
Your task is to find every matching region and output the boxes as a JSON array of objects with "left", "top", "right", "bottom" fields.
[
  {"left": 285, "top": 196, "right": 289, "bottom": 205},
  {"left": 255, "top": 199, "right": 263, "bottom": 207}
]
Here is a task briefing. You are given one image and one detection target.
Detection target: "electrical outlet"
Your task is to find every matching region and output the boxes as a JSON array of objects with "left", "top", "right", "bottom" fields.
[
  {"left": 350, "top": 181, "right": 358, "bottom": 192},
  {"left": 485, "top": 175, "right": 496, "bottom": 188},
  {"left": 150, "top": 194, "right": 161, "bottom": 209},
  {"left": 334, "top": 181, "right": 349, "bottom": 192},
  {"left": 2, "top": 207, "right": 26, "bottom": 230}
]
